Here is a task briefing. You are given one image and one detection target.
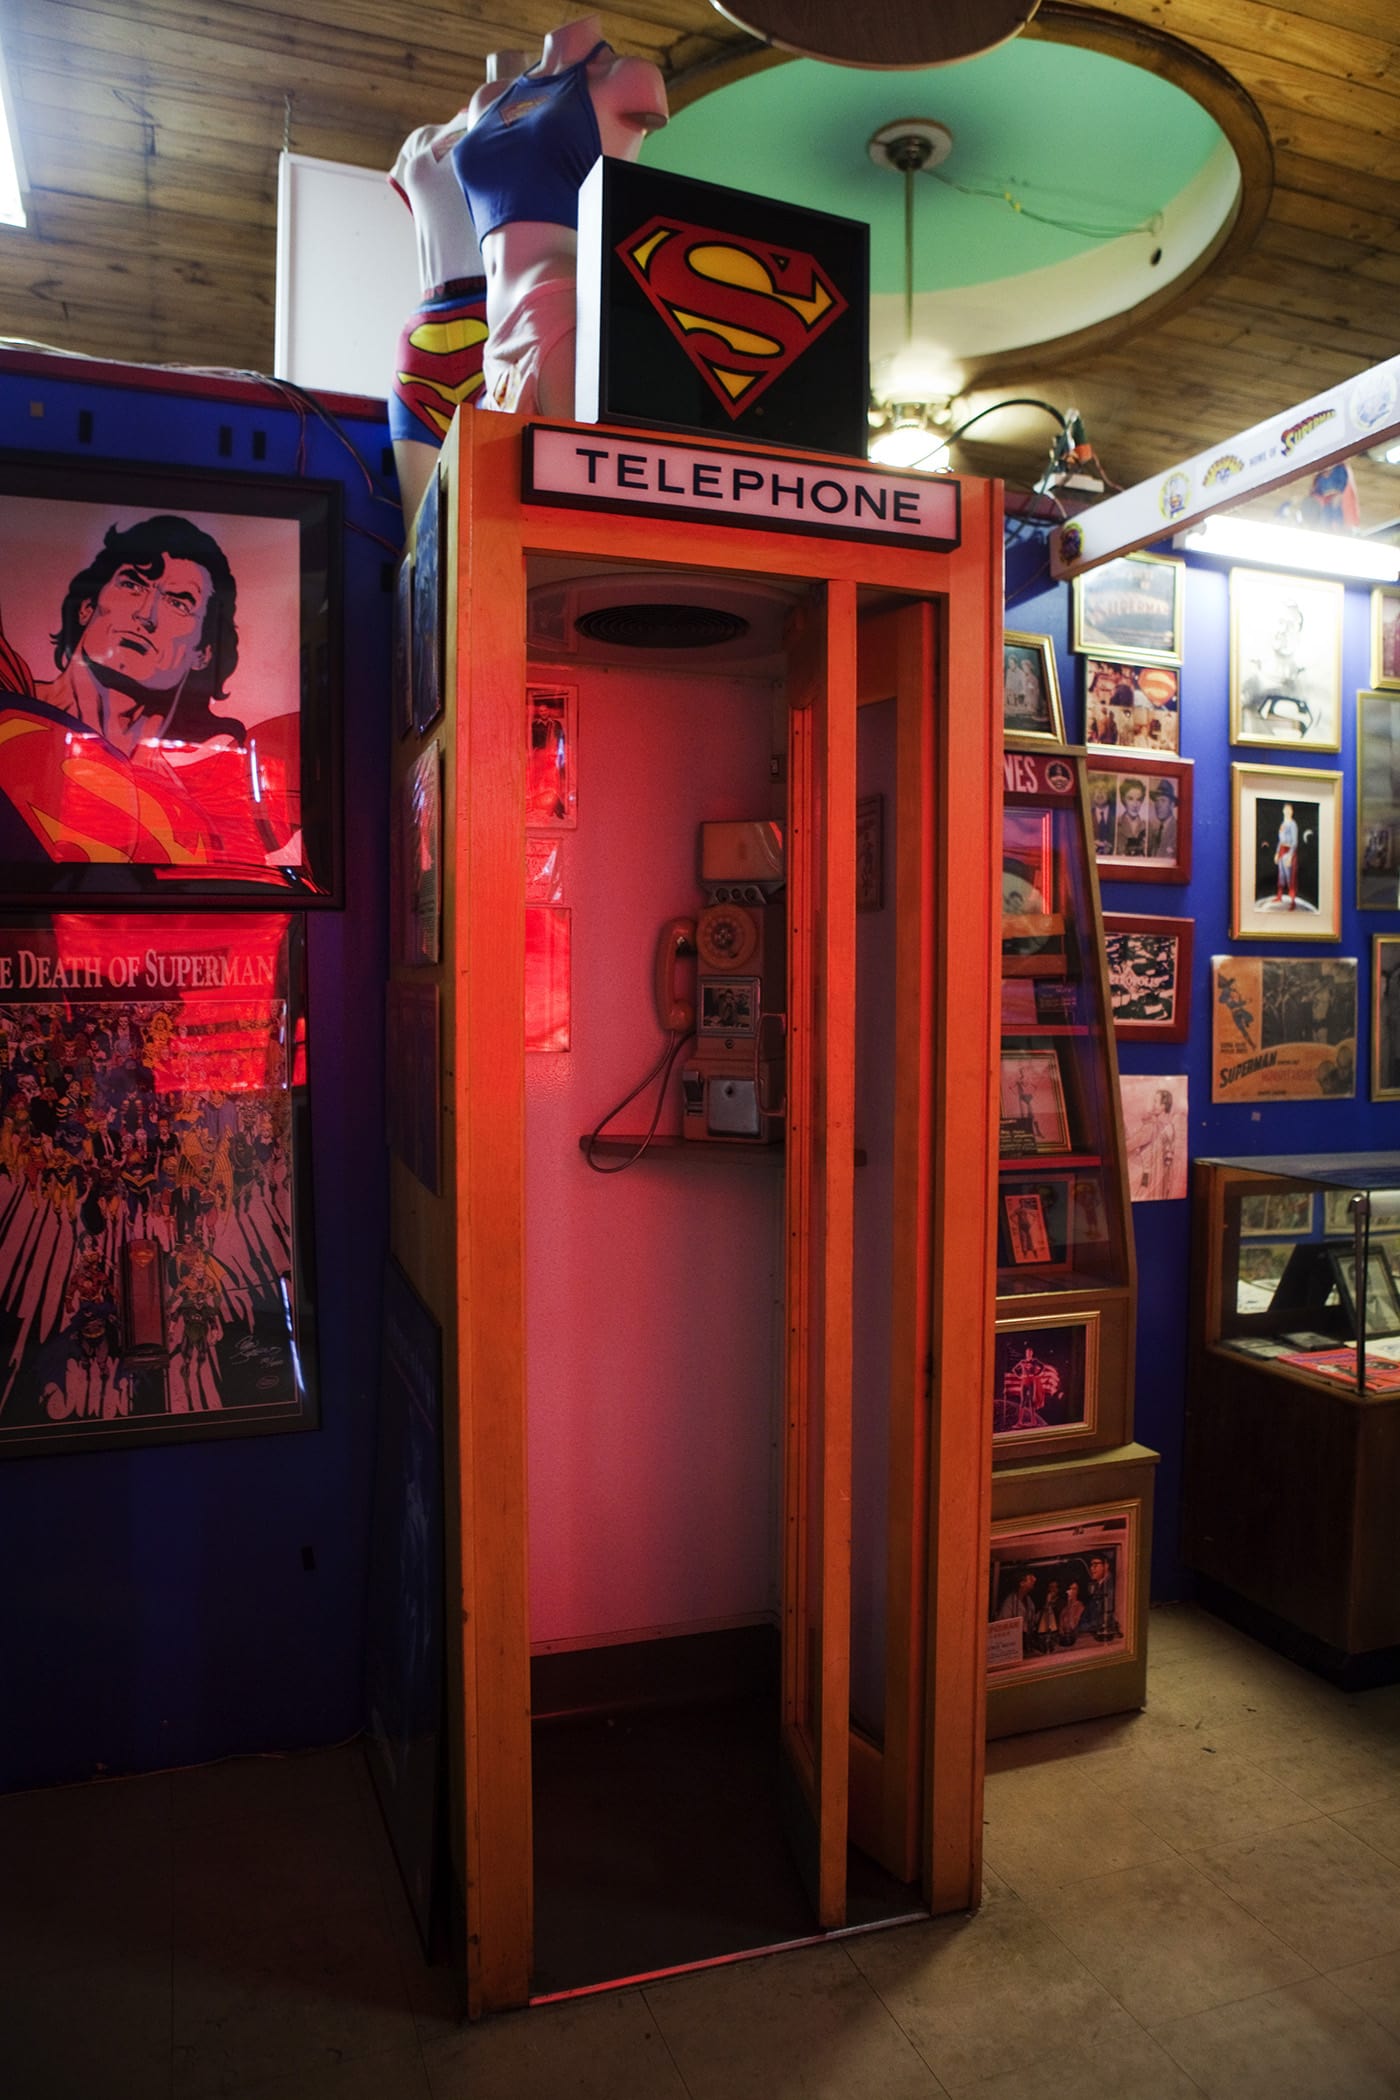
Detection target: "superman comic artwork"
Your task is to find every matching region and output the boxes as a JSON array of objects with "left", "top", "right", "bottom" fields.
[
  {"left": 0, "top": 915, "right": 315, "bottom": 1455},
  {"left": 0, "top": 459, "right": 339, "bottom": 902}
]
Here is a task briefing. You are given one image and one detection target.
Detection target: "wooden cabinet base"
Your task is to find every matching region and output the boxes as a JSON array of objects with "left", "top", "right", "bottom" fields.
[{"left": 987, "top": 1442, "right": 1158, "bottom": 1741}]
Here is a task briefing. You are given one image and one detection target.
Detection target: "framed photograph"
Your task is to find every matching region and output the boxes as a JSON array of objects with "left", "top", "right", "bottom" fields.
[
  {"left": 1086, "top": 751, "right": 1193, "bottom": 884},
  {"left": 404, "top": 743, "right": 442, "bottom": 968},
  {"left": 0, "top": 453, "right": 341, "bottom": 904},
  {"left": 392, "top": 552, "right": 413, "bottom": 742},
  {"left": 1331, "top": 1244, "right": 1400, "bottom": 1339},
  {"left": 1357, "top": 690, "right": 1400, "bottom": 910},
  {"left": 999, "top": 1047, "right": 1070, "bottom": 1157},
  {"left": 856, "top": 794, "right": 883, "bottom": 910},
  {"left": 1071, "top": 551, "right": 1183, "bottom": 666},
  {"left": 1000, "top": 1174, "right": 1072, "bottom": 1271},
  {"left": 1239, "top": 1190, "right": 1314, "bottom": 1236},
  {"left": 1102, "top": 913, "right": 1193, "bottom": 1041},
  {"left": 386, "top": 979, "right": 441, "bottom": 1194},
  {"left": 1234, "top": 1239, "right": 1297, "bottom": 1315},
  {"left": 1229, "top": 567, "right": 1343, "bottom": 750},
  {"left": 1119, "top": 1073, "right": 1188, "bottom": 1202},
  {"left": 0, "top": 911, "right": 316, "bottom": 1456},
  {"left": 1231, "top": 762, "right": 1342, "bottom": 940},
  {"left": 1372, "top": 585, "right": 1400, "bottom": 693},
  {"left": 992, "top": 1310, "right": 1099, "bottom": 1452},
  {"left": 527, "top": 683, "right": 577, "bottom": 830},
  {"left": 1372, "top": 935, "right": 1400, "bottom": 1100},
  {"left": 410, "top": 465, "right": 443, "bottom": 738},
  {"left": 1084, "top": 659, "right": 1179, "bottom": 754},
  {"left": 987, "top": 1504, "right": 1137, "bottom": 1681},
  {"left": 1002, "top": 632, "right": 1064, "bottom": 744},
  {"left": 1211, "top": 954, "right": 1357, "bottom": 1103},
  {"left": 1323, "top": 1187, "right": 1362, "bottom": 1236}
]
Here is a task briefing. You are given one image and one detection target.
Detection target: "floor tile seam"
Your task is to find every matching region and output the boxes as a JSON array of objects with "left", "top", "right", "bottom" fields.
[
  {"left": 636, "top": 1977, "right": 734, "bottom": 2100},
  {"left": 1012, "top": 1877, "right": 1222, "bottom": 2040},
  {"left": 1322, "top": 1806, "right": 1400, "bottom": 1872},
  {"left": 1138, "top": 1799, "right": 1335, "bottom": 1863}
]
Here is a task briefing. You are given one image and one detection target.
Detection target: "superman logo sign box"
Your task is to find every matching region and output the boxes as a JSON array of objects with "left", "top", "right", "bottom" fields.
[{"left": 577, "top": 160, "right": 869, "bottom": 459}]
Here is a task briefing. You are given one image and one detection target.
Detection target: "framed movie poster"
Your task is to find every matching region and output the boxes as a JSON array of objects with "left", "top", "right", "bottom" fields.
[
  {"left": 1372, "top": 936, "right": 1400, "bottom": 1100},
  {"left": 0, "top": 912, "right": 315, "bottom": 1456},
  {"left": 1357, "top": 689, "right": 1400, "bottom": 910},
  {"left": 1102, "top": 913, "right": 1193, "bottom": 1042},
  {"left": 1084, "top": 659, "right": 1179, "bottom": 753},
  {"left": 992, "top": 1311, "right": 1099, "bottom": 1454},
  {"left": 1071, "top": 551, "right": 1183, "bottom": 666},
  {"left": 1231, "top": 762, "right": 1342, "bottom": 940},
  {"left": 1002, "top": 632, "right": 1064, "bottom": 745},
  {"left": 1211, "top": 954, "right": 1357, "bottom": 1103},
  {"left": 1085, "top": 751, "right": 1192, "bottom": 884},
  {"left": 1229, "top": 567, "right": 1343, "bottom": 751},
  {"left": 1373, "top": 585, "right": 1400, "bottom": 693},
  {"left": 987, "top": 1504, "right": 1137, "bottom": 1681},
  {"left": 0, "top": 454, "right": 341, "bottom": 904}
]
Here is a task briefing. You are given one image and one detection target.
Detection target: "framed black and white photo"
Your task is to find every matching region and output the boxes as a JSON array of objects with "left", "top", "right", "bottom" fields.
[
  {"left": 1372, "top": 584, "right": 1400, "bottom": 693},
  {"left": 1357, "top": 689, "right": 1400, "bottom": 909},
  {"left": 1002, "top": 632, "right": 1064, "bottom": 745},
  {"left": 0, "top": 453, "right": 341, "bottom": 904},
  {"left": 1071, "top": 551, "right": 1183, "bottom": 666},
  {"left": 1229, "top": 567, "right": 1343, "bottom": 751},
  {"left": 1085, "top": 751, "right": 1192, "bottom": 884},
  {"left": 1102, "top": 913, "right": 1193, "bottom": 1042},
  {"left": 1373, "top": 935, "right": 1400, "bottom": 1101}
]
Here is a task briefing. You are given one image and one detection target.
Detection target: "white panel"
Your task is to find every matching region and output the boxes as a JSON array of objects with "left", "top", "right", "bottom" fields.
[{"left": 274, "top": 151, "right": 421, "bottom": 399}]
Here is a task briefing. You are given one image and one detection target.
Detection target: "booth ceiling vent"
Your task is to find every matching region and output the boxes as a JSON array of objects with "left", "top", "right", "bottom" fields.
[{"left": 572, "top": 603, "right": 751, "bottom": 650}]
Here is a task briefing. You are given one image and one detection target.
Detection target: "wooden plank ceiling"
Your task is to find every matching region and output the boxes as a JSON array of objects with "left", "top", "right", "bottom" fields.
[{"left": 1, "top": 0, "right": 1397, "bottom": 521}]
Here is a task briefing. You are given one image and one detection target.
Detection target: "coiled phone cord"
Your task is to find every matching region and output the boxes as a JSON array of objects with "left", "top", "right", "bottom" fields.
[{"left": 583, "top": 1027, "right": 695, "bottom": 1173}]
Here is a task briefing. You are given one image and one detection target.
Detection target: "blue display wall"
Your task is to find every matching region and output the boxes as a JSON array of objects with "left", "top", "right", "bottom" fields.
[
  {"left": 1009, "top": 525, "right": 1397, "bottom": 1596},
  {"left": 0, "top": 355, "right": 395, "bottom": 1787}
]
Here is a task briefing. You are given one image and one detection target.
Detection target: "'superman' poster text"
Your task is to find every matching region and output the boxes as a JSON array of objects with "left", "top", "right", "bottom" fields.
[{"left": 0, "top": 914, "right": 315, "bottom": 1454}]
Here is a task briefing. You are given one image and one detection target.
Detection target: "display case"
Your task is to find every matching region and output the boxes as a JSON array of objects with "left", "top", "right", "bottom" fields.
[
  {"left": 1186, "top": 1154, "right": 1400, "bottom": 1685},
  {"left": 986, "top": 1442, "right": 1157, "bottom": 1740},
  {"left": 996, "top": 746, "right": 1136, "bottom": 1463}
]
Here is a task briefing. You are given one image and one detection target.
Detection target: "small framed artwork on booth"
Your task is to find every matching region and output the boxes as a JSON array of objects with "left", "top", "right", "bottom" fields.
[
  {"left": 1372, "top": 585, "right": 1400, "bottom": 692},
  {"left": 1102, "top": 913, "right": 1193, "bottom": 1042},
  {"left": 1373, "top": 936, "right": 1400, "bottom": 1100},
  {"left": 0, "top": 911, "right": 316, "bottom": 1456},
  {"left": 0, "top": 453, "right": 342, "bottom": 903},
  {"left": 1002, "top": 633, "right": 1064, "bottom": 745},
  {"left": 1357, "top": 689, "right": 1400, "bottom": 909},
  {"left": 526, "top": 683, "right": 577, "bottom": 830},
  {"left": 1085, "top": 751, "right": 1192, "bottom": 883},
  {"left": 992, "top": 1310, "right": 1100, "bottom": 1455},
  {"left": 1000, "top": 1174, "right": 1073, "bottom": 1272},
  {"left": 1229, "top": 567, "right": 1343, "bottom": 751},
  {"left": 999, "top": 1048, "right": 1070, "bottom": 1157},
  {"left": 1071, "top": 551, "right": 1183, "bottom": 666},
  {"left": 1084, "top": 660, "right": 1180, "bottom": 753},
  {"left": 987, "top": 1502, "right": 1137, "bottom": 1682},
  {"left": 1231, "top": 762, "right": 1342, "bottom": 940}
]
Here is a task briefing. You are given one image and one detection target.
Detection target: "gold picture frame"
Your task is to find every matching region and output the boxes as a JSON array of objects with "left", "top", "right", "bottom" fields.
[
  {"left": 1373, "top": 584, "right": 1400, "bottom": 693},
  {"left": 1002, "top": 631, "right": 1065, "bottom": 745},
  {"left": 1071, "top": 550, "right": 1183, "bottom": 666},
  {"left": 1230, "top": 761, "right": 1343, "bottom": 941},
  {"left": 1229, "top": 567, "right": 1343, "bottom": 751},
  {"left": 1373, "top": 935, "right": 1400, "bottom": 1101},
  {"left": 992, "top": 1309, "right": 1100, "bottom": 1456}
]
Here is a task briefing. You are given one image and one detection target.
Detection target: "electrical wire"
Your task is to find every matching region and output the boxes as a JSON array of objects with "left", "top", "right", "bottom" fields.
[
  {"left": 929, "top": 169, "right": 1163, "bottom": 245},
  {"left": 584, "top": 1027, "right": 695, "bottom": 1172}
]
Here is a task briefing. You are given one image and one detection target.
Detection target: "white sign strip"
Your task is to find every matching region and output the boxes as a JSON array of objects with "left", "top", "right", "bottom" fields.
[
  {"left": 523, "top": 426, "right": 961, "bottom": 551},
  {"left": 1052, "top": 353, "right": 1400, "bottom": 578}
]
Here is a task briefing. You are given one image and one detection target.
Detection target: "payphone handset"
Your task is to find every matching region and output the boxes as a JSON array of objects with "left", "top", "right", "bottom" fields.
[{"left": 678, "top": 820, "right": 786, "bottom": 1144}]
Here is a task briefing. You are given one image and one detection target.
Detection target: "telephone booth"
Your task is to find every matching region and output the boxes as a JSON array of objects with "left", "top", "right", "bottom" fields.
[{"left": 389, "top": 410, "right": 1002, "bottom": 2016}]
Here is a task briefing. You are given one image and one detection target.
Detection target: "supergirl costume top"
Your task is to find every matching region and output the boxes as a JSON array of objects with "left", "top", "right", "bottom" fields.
[
  {"left": 453, "top": 42, "right": 608, "bottom": 240},
  {"left": 388, "top": 119, "right": 489, "bottom": 445}
]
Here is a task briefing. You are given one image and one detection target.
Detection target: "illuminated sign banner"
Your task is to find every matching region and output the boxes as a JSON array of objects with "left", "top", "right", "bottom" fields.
[
  {"left": 523, "top": 426, "right": 961, "bottom": 554},
  {"left": 575, "top": 158, "right": 869, "bottom": 459}
]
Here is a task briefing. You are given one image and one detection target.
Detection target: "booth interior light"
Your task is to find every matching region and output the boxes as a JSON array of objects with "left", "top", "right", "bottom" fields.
[{"left": 1177, "top": 512, "right": 1400, "bottom": 584}]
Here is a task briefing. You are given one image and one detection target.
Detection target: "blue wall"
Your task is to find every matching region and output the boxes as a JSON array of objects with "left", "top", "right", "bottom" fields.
[
  {"left": 1009, "top": 526, "right": 1398, "bottom": 1597},
  {"left": 0, "top": 360, "right": 395, "bottom": 1787}
]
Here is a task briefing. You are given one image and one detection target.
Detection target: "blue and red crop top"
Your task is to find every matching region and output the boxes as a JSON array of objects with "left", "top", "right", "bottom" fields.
[{"left": 453, "top": 42, "right": 608, "bottom": 241}]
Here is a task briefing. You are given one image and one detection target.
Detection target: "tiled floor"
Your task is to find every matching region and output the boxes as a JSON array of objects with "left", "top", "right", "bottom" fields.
[{"left": 6, "top": 1605, "right": 1400, "bottom": 2098}]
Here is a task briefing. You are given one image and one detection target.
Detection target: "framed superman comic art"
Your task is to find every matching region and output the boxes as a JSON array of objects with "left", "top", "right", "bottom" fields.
[
  {"left": 0, "top": 912, "right": 317, "bottom": 1455},
  {"left": 0, "top": 455, "right": 341, "bottom": 904}
]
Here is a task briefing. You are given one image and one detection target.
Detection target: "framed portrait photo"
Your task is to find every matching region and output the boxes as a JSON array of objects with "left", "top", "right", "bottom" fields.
[
  {"left": 1084, "top": 659, "right": 1179, "bottom": 754},
  {"left": 0, "top": 453, "right": 341, "bottom": 905},
  {"left": 1372, "top": 935, "right": 1400, "bottom": 1101},
  {"left": 1373, "top": 585, "right": 1400, "bottom": 693},
  {"left": 1357, "top": 689, "right": 1400, "bottom": 910},
  {"left": 1229, "top": 567, "right": 1343, "bottom": 751},
  {"left": 1231, "top": 761, "right": 1342, "bottom": 940},
  {"left": 1071, "top": 551, "right": 1183, "bottom": 666},
  {"left": 0, "top": 910, "right": 317, "bottom": 1457},
  {"left": 1002, "top": 632, "right": 1064, "bottom": 745},
  {"left": 987, "top": 1503, "right": 1138, "bottom": 1682},
  {"left": 999, "top": 1047, "right": 1070, "bottom": 1157},
  {"left": 992, "top": 1310, "right": 1100, "bottom": 1454},
  {"left": 1102, "top": 913, "right": 1193, "bottom": 1042},
  {"left": 1085, "top": 750, "right": 1192, "bottom": 884}
]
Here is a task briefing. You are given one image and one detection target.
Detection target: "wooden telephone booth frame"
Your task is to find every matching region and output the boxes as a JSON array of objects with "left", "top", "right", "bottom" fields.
[{"left": 390, "top": 412, "right": 1002, "bottom": 2017}]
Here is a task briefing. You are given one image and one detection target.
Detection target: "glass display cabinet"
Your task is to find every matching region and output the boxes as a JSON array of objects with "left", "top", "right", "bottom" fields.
[{"left": 1186, "top": 1154, "right": 1400, "bottom": 1685}]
